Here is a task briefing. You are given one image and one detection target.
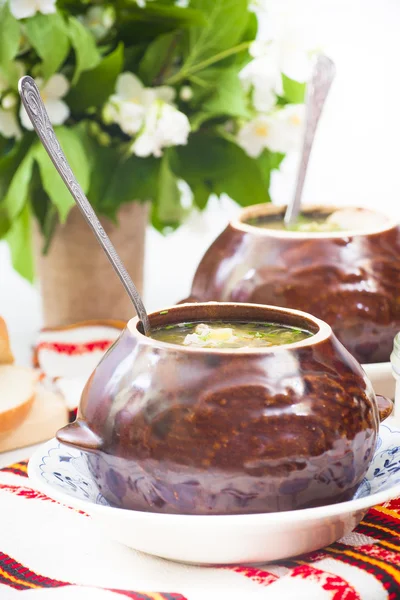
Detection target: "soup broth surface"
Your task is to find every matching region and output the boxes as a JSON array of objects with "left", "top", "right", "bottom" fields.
[
  {"left": 247, "top": 214, "right": 343, "bottom": 233},
  {"left": 246, "top": 208, "right": 388, "bottom": 234},
  {"left": 151, "top": 321, "right": 312, "bottom": 348}
]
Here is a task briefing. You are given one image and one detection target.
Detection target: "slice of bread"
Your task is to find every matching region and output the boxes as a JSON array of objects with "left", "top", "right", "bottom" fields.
[
  {"left": 0, "top": 317, "right": 14, "bottom": 365},
  {"left": 0, "top": 366, "right": 38, "bottom": 436},
  {"left": 0, "top": 384, "right": 68, "bottom": 452}
]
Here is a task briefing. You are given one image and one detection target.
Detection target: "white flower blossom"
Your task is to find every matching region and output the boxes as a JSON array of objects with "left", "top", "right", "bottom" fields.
[
  {"left": 237, "top": 104, "right": 304, "bottom": 158},
  {"left": 2, "top": 93, "right": 17, "bottom": 110},
  {"left": 267, "top": 104, "right": 305, "bottom": 153},
  {"left": 239, "top": 54, "right": 282, "bottom": 113},
  {"left": 103, "top": 72, "right": 175, "bottom": 137},
  {"left": 132, "top": 100, "right": 190, "bottom": 158},
  {"left": 80, "top": 5, "right": 115, "bottom": 40},
  {"left": 104, "top": 72, "right": 190, "bottom": 158},
  {"left": 20, "top": 73, "right": 70, "bottom": 130},
  {"left": 103, "top": 73, "right": 149, "bottom": 135},
  {"left": 0, "top": 94, "right": 21, "bottom": 139},
  {"left": 249, "top": 0, "right": 319, "bottom": 82},
  {"left": 179, "top": 86, "right": 193, "bottom": 102},
  {"left": 9, "top": 0, "right": 57, "bottom": 20},
  {"left": 237, "top": 115, "right": 273, "bottom": 158},
  {"left": 241, "top": 0, "right": 319, "bottom": 114}
]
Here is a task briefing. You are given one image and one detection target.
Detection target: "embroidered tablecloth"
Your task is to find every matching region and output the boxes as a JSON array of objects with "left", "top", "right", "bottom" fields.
[
  {"left": 0, "top": 322, "right": 399, "bottom": 599},
  {"left": 0, "top": 459, "right": 400, "bottom": 599}
]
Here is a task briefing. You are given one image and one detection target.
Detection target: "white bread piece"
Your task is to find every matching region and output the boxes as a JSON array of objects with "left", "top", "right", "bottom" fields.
[
  {"left": 0, "top": 317, "right": 14, "bottom": 365},
  {"left": 0, "top": 383, "right": 68, "bottom": 452},
  {"left": 0, "top": 366, "right": 38, "bottom": 436}
]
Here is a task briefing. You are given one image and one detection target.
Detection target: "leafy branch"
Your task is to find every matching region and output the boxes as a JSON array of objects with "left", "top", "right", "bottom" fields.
[
  {"left": 165, "top": 41, "right": 251, "bottom": 84},
  {"left": 0, "top": 0, "right": 303, "bottom": 283}
]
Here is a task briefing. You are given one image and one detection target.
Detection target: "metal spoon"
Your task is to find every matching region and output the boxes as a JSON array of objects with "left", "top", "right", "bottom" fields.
[
  {"left": 19, "top": 75, "right": 151, "bottom": 336},
  {"left": 284, "top": 54, "right": 336, "bottom": 227}
]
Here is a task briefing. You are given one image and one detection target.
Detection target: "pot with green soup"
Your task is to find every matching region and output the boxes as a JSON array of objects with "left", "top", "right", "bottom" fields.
[
  {"left": 57, "top": 302, "right": 392, "bottom": 515},
  {"left": 183, "top": 204, "right": 400, "bottom": 364}
]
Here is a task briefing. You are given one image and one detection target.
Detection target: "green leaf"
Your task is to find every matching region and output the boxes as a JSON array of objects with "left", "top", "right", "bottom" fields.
[
  {"left": 34, "top": 126, "right": 90, "bottom": 222},
  {"left": 5, "top": 202, "right": 34, "bottom": 282},
  {"left": 185, "top": 0, "right": 249, "bottom": 68},
  {"left": 156, "top": 150, "right": 183, "bottom": 226},
  {"left": 256, "top": 149, "right": 285, "bottom": 192},
  {"left": 0, "top": 62, "right": 22, "bottom": 89},
  {"left": 269, "top": 152, "right": 285, "bottom": 171},
  {"left": 233, "top": 11, "right": 257, "bottom": 68},
  {"left": 67, "top": 43, "right": 124, "bottom": 111},
  {"left": 241, "top": 10, "right": 258, "bottom": 43},
  {"left": 169, "top": 132, "right": 230, "bottom": 180},
  {"left": 28, "top": 160, "right": 56, "bottom": 253},
  {"left": 213, "top": 145, "right": 270, "bottom": 206},
  {"left": 170, "top": 133, "right": 270, "bottom": 207},
  {"left": 25, "top": 12, "right": 70, "bottom": 80},
  {"left": 0, "top": 4, "right": 20, "bottom": 74},
  {"left": 99, "top": 153, "right": 159, "bottom": 220},
  {"left": 124, "top": 44, "right": 148, "bottom": 74},
  {"left": 117, "top": 4, "right": 206, "bottom": 46},
  {"left": 3, "top": 148, "right": 35, "bottom": 222},
  {"left": 0, "top": 205, "right": 11, "bottom": 237},
  {"left": 192, "top": 181, "right": 212, "bottom": 210},
  {"left": 68, "top": 16, "right": 101, "bottom": 84},
  {"left": 73, "top": 123, "right": 158, "bottom": 219},
  {"left": 139, "top": 32, "right": 179, "bottom": 86},
  {"left": 190, "top": 67, "right": 250, "bottom": 129},
  {"left": 0, "top": 135, "right": 34, "bottom": 206},
  {"left": 282, "top": 74, "right": 306, "bottom": 104}
]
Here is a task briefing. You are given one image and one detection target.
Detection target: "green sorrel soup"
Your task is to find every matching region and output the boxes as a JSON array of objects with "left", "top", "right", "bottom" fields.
[
  {"left": 247, "top": 214, "right": 344, "bottom": 233},
  {"left": 151, "top": 321, "right": 312, "bottom": 349}
]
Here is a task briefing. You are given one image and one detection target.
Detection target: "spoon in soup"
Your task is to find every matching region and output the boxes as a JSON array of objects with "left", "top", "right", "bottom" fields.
[
  {"left": 284, "top": 54, "right": 336, "bottom": 227},
  {"left": 19, "top": 75, "right": 151, "bottom": 336}
]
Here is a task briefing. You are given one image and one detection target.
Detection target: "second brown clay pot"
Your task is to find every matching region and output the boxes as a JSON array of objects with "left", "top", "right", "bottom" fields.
[{"left": 183, "top": 205, "right": 400, "bottom": 364}]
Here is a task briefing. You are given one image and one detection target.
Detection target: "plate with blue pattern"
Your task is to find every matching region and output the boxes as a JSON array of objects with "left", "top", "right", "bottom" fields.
[{"left": 26, "top": 418, "right": 400, "bottom": 565}]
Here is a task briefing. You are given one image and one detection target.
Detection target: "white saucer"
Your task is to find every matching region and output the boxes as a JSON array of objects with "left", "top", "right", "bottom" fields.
[
  {"left": 28, "top": 419, "right": 400, "bottom": 565},
  {"left": 362, "top": 361, "right": 394, "bottom": 399}
]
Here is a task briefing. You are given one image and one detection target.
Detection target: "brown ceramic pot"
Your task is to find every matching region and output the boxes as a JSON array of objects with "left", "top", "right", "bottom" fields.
[
  {"left": 57, "top": 302, "right": 392, "bottom": 515},
  {"left": 183, "top": 205, "right": 400, "bottom": 364}
]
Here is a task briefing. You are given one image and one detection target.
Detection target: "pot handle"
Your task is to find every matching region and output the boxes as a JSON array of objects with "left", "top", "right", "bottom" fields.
[
  {"left": 376, "top": 395, "right": 394, "bottom": 422},
  {"left": 56, "top": 420, "right": 102, "bottom": 452}
]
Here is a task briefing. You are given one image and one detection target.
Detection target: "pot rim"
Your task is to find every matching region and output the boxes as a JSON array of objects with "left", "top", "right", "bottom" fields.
[
  {"left": 231, "top": 203, "right": 398, "bottom": 239},
  {"left": 127, "top": 302, "right": 332, "bottom": 354}
]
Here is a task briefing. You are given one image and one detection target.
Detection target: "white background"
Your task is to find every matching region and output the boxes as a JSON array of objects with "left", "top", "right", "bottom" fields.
[{"left": 1, "top": 0, "right": 400, "bottom": 365}]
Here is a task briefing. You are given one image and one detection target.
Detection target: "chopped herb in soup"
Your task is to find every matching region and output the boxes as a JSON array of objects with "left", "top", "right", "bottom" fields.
[{"left": 151, "top": 321, "right": 312, "bottom": 348}]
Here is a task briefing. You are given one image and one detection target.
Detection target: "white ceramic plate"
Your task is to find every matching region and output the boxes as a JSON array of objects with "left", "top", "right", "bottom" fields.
[
  {"left": 28, "top": 419, "right": 400, "bottom": 565},
  {"left": 362, "top": 361, "right": 394, "bottom": 399}
]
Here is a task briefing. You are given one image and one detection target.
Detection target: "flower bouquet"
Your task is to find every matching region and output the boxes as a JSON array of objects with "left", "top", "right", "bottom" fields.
[{"left": 0, "top": 0, "right": 311, "bottom": 322}]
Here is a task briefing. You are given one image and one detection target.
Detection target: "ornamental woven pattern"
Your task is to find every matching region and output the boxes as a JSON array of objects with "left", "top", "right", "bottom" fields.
[{"left": 1, "top": 460, "right": 400, "bottom": 599}]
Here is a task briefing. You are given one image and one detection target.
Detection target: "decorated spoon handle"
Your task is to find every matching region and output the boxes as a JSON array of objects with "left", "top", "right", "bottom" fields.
[
  {"left": 284, "top": 55, "right": 336, "bottom": 227},
  {"left": 19, "top": 76, "right": 150, "bottom": 335}
]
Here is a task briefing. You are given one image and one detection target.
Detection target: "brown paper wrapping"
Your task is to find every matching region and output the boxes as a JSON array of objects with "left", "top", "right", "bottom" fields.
[{"left": 33, "top": 202, "right": 149, "bottom": 327}]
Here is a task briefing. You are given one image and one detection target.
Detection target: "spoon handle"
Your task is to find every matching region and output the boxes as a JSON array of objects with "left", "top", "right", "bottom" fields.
[
  {"left": 284, "top": 55, "right": 336, "bottom": 227},
  {"left": 19, "top": 76, "right": 150, "bottom": 335}
]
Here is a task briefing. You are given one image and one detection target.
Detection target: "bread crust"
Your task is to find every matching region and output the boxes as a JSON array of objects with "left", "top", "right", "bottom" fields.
[
  {"left": 0, "top": 366, "right": 39, "bottom": 436},
  {"left": 0, "top": 394, "right": 35, "bottom": 437},
  {"left": 0, "top": 317, "right": 14, "bottom": 365}
]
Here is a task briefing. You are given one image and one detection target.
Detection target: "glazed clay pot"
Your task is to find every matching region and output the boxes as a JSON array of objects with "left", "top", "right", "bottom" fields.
[
  {"left": 57, "top": 303, "right": 392, "bottom": 515},
  {"left": 184, "top": 205, "right": 400, "bottom": 364}
]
